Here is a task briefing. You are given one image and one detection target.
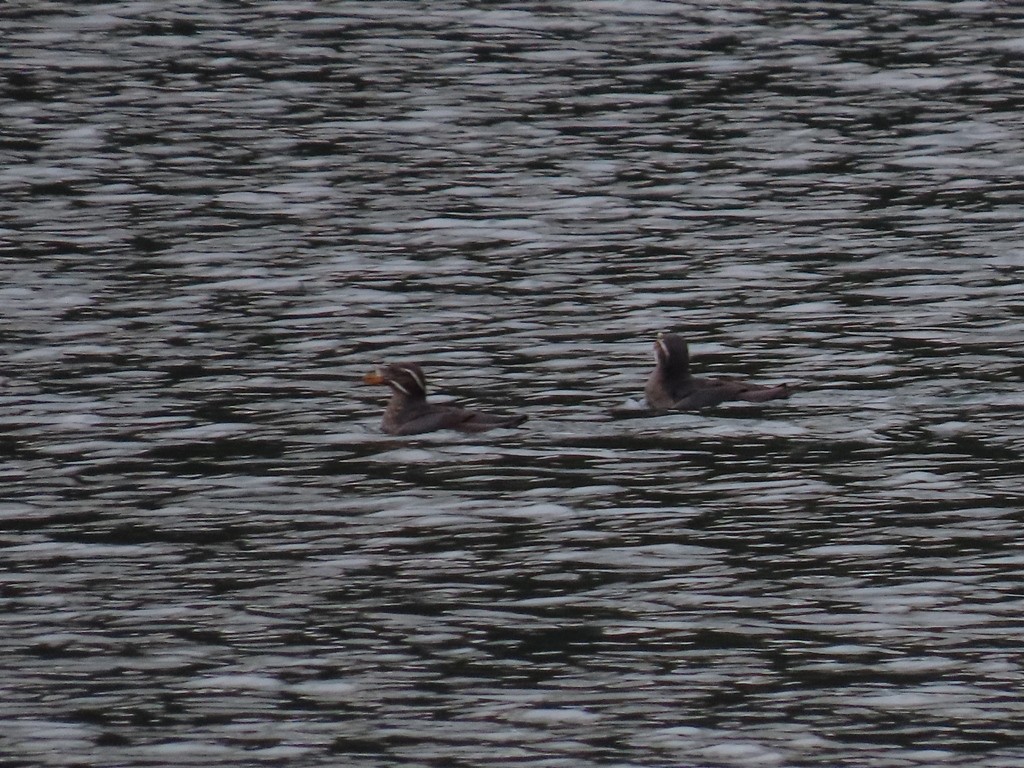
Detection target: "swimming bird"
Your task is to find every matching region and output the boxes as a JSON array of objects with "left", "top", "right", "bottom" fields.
[
  {"left": 644, "top": 332, "right": 791, "bottom": 410},
  {"left": 363, "top": 362, "right": 527, "bottom": 435}
]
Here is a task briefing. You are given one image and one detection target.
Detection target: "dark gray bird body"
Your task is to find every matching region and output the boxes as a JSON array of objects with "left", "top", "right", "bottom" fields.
[
  {"left": 364, "top": 363, "right": 527, "bottom": 435},
  {"left": 644, "top": 333, "right": 791, "bottom": 411}
]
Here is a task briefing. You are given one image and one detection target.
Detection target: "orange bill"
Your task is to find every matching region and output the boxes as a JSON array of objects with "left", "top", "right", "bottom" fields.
[{"left": 363, "top": 369, "right": 385, "bottom": 385}]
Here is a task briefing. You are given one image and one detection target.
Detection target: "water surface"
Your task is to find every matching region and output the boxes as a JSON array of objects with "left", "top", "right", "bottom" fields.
[{"left": 3, "top": 2, "right": 1024, "bottom": 766}]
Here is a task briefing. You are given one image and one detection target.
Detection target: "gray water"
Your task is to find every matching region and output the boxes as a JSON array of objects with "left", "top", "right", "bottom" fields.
[{"left": 3, "top": 2, "right": 1024, "bottom": 766}]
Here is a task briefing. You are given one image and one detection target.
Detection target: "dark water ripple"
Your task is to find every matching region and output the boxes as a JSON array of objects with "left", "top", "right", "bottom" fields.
[{"left": 4, "top": 1, "right": 1024, "bottom": 766}]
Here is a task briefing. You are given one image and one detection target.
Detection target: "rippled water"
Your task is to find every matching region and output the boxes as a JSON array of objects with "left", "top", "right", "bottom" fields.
[{"left": 4, "top": 2, "right": 1024, "bottom": 766}]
